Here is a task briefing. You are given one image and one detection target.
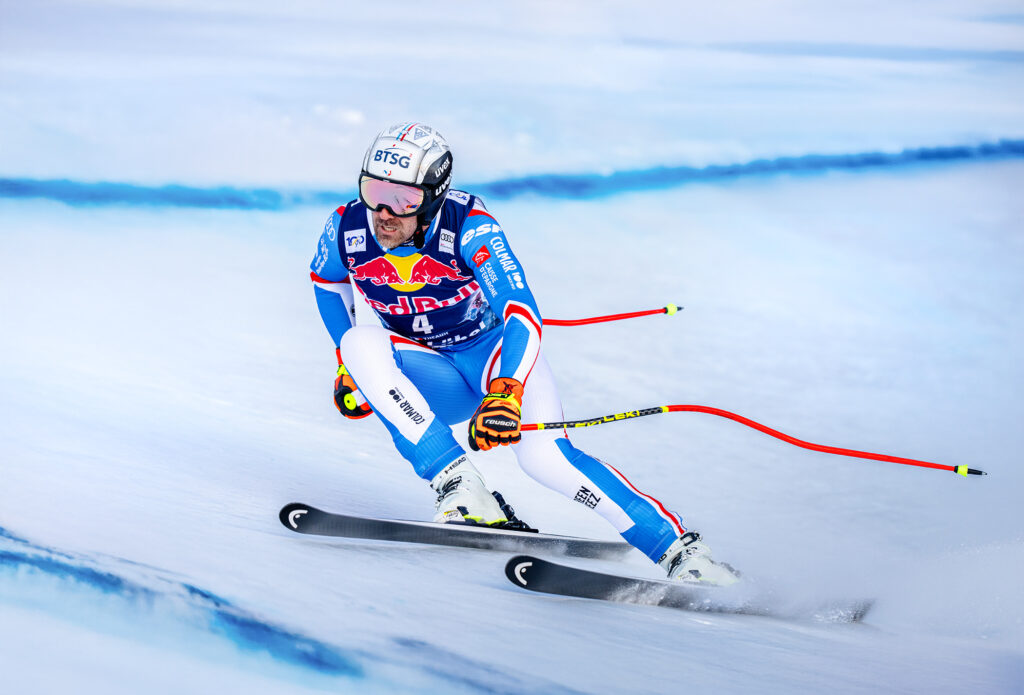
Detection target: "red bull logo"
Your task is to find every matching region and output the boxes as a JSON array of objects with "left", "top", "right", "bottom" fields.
[
  {"left": 408, "top": 256, "right": 471, "bottom": 284},
  {"left": 348, "top": 253, "right": 471, "bottom": 291},
  {"left": 347, "top": 257, "right": 403, "bottom": 286},
  {"left": 362, "top": 282, "right": 481, "bottom": 316}
]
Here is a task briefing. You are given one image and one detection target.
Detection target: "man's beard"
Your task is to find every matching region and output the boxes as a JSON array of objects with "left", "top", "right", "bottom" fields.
[{"left": 373, "top": 217, "right": 414, "bottom": 250}]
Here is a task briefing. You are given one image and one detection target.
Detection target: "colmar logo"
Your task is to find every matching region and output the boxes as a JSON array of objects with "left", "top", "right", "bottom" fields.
[
  {"left": 389, "top": 387, "right": 425, "bottom": 425},
  {"left": 488, "top": 237, "right": 517, "bottom": 273}
]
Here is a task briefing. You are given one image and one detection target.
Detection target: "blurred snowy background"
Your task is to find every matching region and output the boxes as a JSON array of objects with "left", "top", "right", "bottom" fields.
[{"left": 2, "top": 1, "right": 1023, "bottom": 693}]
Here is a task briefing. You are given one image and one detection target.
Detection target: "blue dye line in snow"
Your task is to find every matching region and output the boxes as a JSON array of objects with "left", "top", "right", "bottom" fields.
[
  {"left": 1, "top": 140, "right": 1022, "bottom": 210},
  {"left": 0, "top": 530, "right": 362, "bottom": 678},
  {"left": 0, "top": 179, "right": 334, "bottom": 210},
  {"left": 475, "top": 139, "right": 1024, "bottom": 200},
  {"left": 0, "top": 526, "right": 33, "bottom": 545}
]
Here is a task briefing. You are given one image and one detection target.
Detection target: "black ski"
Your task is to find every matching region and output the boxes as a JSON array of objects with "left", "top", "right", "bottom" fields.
[
  {"left": 279, "top": 503, "right": 634, "bottom": 559},
  {"left": 504, "top": 555, "right": 873, "bottom": 623}
]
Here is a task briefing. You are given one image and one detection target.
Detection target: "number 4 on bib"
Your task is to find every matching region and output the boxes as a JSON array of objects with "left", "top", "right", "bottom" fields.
[{"left": 412, "top": 314, "right": 434, "bottom": 333}]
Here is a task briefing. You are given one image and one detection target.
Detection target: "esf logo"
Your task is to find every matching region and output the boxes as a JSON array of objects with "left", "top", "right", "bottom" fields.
[{"left": 373, "top": 150, "right": 411, "bottom": 168}]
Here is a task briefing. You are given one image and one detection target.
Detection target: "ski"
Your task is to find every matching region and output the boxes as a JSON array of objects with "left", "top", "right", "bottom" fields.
[
  {"left": 504, "top": 555, "right": 873, "bottom": 623},
  {"left": 279, "top": 503, "right": 634, "bottom": 559}
]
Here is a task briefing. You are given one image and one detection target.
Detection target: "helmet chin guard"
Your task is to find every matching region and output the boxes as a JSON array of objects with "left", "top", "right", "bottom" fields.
[{"left": 360, "top": 123, "right": 453, "bottom": 231}]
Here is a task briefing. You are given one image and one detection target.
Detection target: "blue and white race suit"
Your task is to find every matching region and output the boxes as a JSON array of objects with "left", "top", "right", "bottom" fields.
[{"left": 310, "top": 190, "right": 687, "bottom": 561}]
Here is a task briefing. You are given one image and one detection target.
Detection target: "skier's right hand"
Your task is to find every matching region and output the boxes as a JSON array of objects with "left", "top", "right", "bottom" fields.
[{"left": 334, "top": 363, "right": 373, "bottom": 419}]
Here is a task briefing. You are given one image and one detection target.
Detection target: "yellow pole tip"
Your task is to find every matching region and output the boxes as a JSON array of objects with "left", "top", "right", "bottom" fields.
[
  {"left": 955, "top": 465, "right": 968, "bottom": 477},
  {"left": 665, "top": 304, "right": 679, "bottom": 316}
]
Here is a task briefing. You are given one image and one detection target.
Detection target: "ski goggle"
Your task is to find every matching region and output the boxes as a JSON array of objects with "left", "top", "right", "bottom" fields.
[{"left": 358, "top": 175, "right": 426, "bottom": 217}]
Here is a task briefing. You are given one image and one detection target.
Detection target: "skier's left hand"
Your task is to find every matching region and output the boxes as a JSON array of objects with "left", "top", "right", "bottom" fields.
[
  {"left": 468, "top": 377, "right": 524, "bottom": 451},
  {"left": 334, "top": 363, "right": 373, "bottom": 419}
]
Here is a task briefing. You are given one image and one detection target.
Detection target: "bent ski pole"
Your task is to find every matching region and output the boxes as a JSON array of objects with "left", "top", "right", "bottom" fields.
[
  {"left": 522, "top": 404, "right": 987, "bottom": 477},
  {"left": 544, "top": 304, "right": 682, "bottom": 327}
]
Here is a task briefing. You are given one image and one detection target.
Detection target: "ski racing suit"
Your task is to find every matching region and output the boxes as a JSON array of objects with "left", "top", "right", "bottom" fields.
[{"left": 310, "top": 189, "right": 687, "bottom": 561}]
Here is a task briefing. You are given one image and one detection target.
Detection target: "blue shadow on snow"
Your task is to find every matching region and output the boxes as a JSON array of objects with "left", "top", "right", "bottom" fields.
[{"left": 0, "top": 528, "right": 362, "bottom": 678}]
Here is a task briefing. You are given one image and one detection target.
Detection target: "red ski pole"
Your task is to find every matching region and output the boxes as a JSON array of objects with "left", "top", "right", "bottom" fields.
[
  {"left": 522, "top": 404, "right": 986, "bottom": 477},
  {"left": 544, "top": 304, "right": 682, "bottom": 327}
]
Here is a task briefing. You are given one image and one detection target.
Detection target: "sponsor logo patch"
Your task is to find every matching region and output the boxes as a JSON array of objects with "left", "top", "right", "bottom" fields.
[
  {"left": 447, "top": 190, "right": 470, "bottom": 205},
  {"left": 461, "top": 222, "right": 499, "bottom": 247},
  {"left": 473, "top": 246, "right": 491, "bottom": 267},
  {"left": 480, "top": 263, "right": 500, "bottom": 298},
  {"left": 373, "top": 149, "right": 411, "bottom": 168},
  {"left": 344, "top": 229, "right": 366, "bottom": 253},
  {"left": 488, "top": 237, "right": 517, "bottom": 273},
  {"left": 433, "top": 172, "right": 452, "bottom": 196},
  {"left": 439, "top": 455, "right": 469, "bottom": 479},
  {"left": 389, "top": 387, "right": 426, "bottom": 425},
  {"left": 439, "top": 229, "right": 456, "bottom": 255},
  {"left": 574, "top": 486, "right": 601, "bottom": 509}
]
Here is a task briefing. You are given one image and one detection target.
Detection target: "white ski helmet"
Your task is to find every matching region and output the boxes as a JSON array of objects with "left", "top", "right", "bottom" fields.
[{"left": 359, "top": 122, "right": 453, "bottom": 229}]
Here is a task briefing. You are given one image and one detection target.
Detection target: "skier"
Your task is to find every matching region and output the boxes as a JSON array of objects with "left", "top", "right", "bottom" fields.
[{"left": 310, "top": 122, "right": 739, "bottom": 586}]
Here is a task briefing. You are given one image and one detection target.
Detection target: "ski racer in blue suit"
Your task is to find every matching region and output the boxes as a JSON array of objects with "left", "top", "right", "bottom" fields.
[{"left": 310, "top": 123, "right": 739, "bottom": 585}]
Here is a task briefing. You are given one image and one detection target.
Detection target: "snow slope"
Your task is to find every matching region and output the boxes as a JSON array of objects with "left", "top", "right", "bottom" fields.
[{"left": 2, "top": 2, "right": 1023, "bottom": 693}]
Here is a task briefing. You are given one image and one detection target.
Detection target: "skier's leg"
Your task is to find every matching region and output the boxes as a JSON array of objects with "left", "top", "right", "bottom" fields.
[
  {"left": 338, "top": 325, "right": 508, "bottom": 524},
  {"left": 340, "top": 325, "right": 471, "bottom": 479},
  {"left": 509, "top": 354, "right": 739, "bottom": 584},
  {"left": 509, "top": 354, "right": 688, "bottom": 560}
]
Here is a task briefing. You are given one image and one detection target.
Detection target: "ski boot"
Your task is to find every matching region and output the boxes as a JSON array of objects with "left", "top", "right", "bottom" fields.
[
  {"left": 658, "top": 531, "right": 740, "bottom": 586},
  {"left": 430, "top": 455, "right": 534, "bottom": 531}
]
